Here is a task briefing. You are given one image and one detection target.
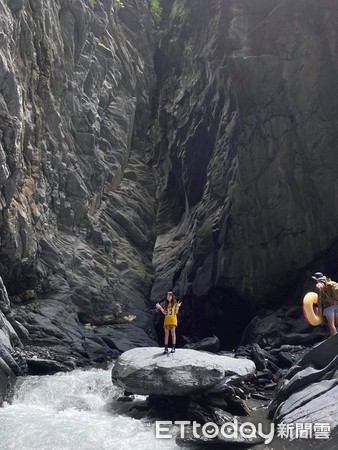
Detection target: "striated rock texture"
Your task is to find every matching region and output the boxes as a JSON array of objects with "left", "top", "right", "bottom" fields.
[
  {"left": 1, "top": 0, "right": 338, "bottom": 359},
  {"left": 0, "top": 276, "right": 22, "bottom": 405},
  {"left": 0, "top": 0, "right": 159, "bottom": 361},
  {"left": 270, "top": 335, "right": 338, "bottom": 433},
  {"left": 149, "top": 0, "right": 338, "bottom": 346}
]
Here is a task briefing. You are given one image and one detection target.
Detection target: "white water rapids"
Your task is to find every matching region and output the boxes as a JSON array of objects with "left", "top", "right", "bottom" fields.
[{"left": 0, "top": 367, "right": 184, "bottom": 450}]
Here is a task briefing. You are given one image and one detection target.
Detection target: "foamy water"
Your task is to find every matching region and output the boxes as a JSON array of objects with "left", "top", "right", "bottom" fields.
[{"left": 0, "top": 367, "right": 182, "bottom": 450}]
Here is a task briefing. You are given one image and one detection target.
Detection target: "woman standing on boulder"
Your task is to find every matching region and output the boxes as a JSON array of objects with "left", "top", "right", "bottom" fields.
[{"left": 156, "top": 291, "right": 182, "bottom": 353}]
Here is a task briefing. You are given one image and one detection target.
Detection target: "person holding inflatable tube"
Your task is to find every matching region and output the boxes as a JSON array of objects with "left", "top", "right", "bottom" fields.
[{"left": 312, "top": 272, "right": 338, "bottom": 335}]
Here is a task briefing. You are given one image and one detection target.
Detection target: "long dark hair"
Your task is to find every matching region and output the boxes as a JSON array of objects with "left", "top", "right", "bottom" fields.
[{"left": 164, "top": 291, "right": 177, "bottom": 310}]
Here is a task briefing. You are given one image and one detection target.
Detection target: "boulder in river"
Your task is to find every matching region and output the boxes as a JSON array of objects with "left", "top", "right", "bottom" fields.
[{"left": 111, "top": 347, "right": 255, "bottom": 396}]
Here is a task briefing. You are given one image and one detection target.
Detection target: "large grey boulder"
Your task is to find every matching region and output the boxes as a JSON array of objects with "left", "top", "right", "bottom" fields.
[{"left": 111, "top": 347, "right": 256, "bottom": 396}]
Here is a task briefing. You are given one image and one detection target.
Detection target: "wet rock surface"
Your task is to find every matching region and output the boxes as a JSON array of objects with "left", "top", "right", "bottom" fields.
[
  {"left": 176, "top": 427, "right": 265, "bottom": 448},
  {"left": 0, "top": 277, "right": 22, "bottom": 404}
]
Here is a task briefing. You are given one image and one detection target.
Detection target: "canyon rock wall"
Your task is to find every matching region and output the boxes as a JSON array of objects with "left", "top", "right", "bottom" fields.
[
  {"left": 150, "top": 0, "right": 338, "bottom": 345},
  {"left": 0, "top": 0, "right": 158, "bottom": 361},
  {"left": 1, "top": 0, "right": 338, "bottom": 356},
  {"left": 0, "top": 276, "right": 22, "bottom": 404}
]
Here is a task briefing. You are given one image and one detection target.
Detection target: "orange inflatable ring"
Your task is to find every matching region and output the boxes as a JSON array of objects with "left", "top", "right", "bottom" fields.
[{"left": 302, "top": 291, "right": 324, "bottom": 326}]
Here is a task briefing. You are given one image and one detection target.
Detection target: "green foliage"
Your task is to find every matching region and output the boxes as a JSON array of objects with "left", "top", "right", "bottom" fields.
[
  {"left": 149, "top": 0, "right": 162, "bottom": 24},
  {"left": 114, "top": 0, "right": 124, "bottom": 7}
]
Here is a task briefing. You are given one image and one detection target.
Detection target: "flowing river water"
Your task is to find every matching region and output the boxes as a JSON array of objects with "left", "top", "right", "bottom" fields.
[
  {"left": 0, "top": 367, "right": 334, "bottom": 450},
  {"left": 0, "top": 366, "right": 185, "bottom": 450}
]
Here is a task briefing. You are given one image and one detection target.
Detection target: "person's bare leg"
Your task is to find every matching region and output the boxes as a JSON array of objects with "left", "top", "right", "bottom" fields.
[
  {"left": 170, "top": 327, "right": 176, "bottom": 345},
  {"left": 170, "top": 327, "right": 176, "bottom": 352},
  {"left": 164, "top": 327, "right": 169, "bottom": 352},
  {"left": 335, "top": 314, "right": 338, "bottom": 328},
  {"left": 326, "top": 315, "right": 337, "bottom": 335}
]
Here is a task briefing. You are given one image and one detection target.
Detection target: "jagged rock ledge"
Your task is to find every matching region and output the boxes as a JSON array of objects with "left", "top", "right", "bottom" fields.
[
  {"left": 269, "top": 334, "right": 338, "bottom": 431},
  {"left": 0, "top": 277, "right": 24, "bottom": 405}
]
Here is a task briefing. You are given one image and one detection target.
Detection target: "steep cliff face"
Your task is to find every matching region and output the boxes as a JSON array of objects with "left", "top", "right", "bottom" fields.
[
  {"left": 1, "top": 0, "right": 338, "bottom": 358},
  {"left": 149, "top": 0, "right": 338, "bottom": 345},
  {"left": 0, "top": 0, "right": 159, "bottom": 360}
]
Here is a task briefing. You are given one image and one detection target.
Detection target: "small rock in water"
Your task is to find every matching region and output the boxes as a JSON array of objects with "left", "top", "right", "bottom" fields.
[{"left": 26, "top": 358, "right": 69, "bottom": 375}]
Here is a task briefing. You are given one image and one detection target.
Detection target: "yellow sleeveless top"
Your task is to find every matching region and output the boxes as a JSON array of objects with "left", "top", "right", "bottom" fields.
[{"left": 164, "top": 301, "right": 178, "bottom": 326}]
